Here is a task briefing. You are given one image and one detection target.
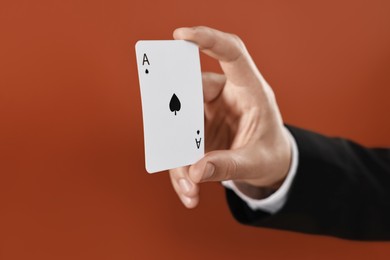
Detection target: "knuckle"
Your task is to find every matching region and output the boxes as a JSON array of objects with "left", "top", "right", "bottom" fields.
[
  {"left": 192, "top": 25, "right": 208, "bottom": 37},
  {"left": 230, "top": 33, "right": 242, "bottom": 42},
  {"left": 227, "top": 33, "right": 246, "bottom": 62},
  {"left": 229, "top": 33, "right": 245, "bottom": 48},
  {"left": 185, "top": 185, "right": 199, "bottom": 197},
  {"left": 224, "top": 157, "right": 238, "bottom": 180},
  {"left": 193, "top": 25, "right": 207, "bottom": 31}
]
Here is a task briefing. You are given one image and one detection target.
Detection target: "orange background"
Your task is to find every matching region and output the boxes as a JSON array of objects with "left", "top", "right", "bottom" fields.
[{"left": 1, "top": 0, "right": 389, "bottom": 259}]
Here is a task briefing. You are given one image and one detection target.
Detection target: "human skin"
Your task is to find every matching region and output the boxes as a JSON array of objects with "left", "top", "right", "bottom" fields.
[{"left": 169, "top": 26, "right": 292, "bottom": 208}]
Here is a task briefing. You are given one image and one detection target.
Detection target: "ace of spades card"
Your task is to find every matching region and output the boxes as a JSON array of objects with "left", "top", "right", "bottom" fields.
[{"left": 135, "top": 40, "right": 204, "bottom": 173}]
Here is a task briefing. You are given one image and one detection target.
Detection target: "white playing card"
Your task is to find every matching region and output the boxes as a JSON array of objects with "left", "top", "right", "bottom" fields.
[{"left": 135, "top": 40, "right": 204, "bottom": 173}]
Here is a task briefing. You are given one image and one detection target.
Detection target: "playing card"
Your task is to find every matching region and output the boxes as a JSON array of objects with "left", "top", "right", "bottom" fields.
[{"left": 135, "top": 40, "right": 204, "bottom": 173}]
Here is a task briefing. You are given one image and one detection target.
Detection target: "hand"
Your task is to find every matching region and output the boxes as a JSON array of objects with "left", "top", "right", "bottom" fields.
[{"left": 169, "top": 26, "right": 292, "bottom": 208}]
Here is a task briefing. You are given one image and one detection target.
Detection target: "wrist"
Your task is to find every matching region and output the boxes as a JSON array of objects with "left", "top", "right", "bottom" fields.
[
  {"left": 233, "top": 181, "right": 277, "bottom": 200},
  {"left": 238, "top": 125, "right": 292, "bottom": 190},
  {"left": 266, "top": 126, "right": 292, "bottom": 187},
  {"left": 252, "top": 127, "right": 292, "bottom": 187}
]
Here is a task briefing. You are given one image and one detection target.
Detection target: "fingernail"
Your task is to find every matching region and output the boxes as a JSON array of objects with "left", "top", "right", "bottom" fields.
[
  {"left": 202, "top": 163, "right": 215, "bottom": 181},
  {"left": 182, "top": 196, "right": 192, "bottom": 206},
  {"left": 179, "top": 178, "right": 191, "bottom": 193}
]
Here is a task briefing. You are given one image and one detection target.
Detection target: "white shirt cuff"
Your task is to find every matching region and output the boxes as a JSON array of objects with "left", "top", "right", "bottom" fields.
[{"left": 222, "top": 128, "right": 299, "bottom": 214}]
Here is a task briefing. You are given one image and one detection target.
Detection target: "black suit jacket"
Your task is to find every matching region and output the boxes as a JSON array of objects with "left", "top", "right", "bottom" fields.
[{"left": 225, "top": 126, "right": 390, "bottom": 240}]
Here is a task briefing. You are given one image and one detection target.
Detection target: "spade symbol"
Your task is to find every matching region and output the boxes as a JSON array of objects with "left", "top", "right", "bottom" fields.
[
  {"left": 145, "top": 69, "right": 149, "bottom": 74},
  {"left": 169, "top": 94, "right": 181, "bottom": 115},
  {"left": 195, "top": 130, "right": 201, "bottom": 149}
]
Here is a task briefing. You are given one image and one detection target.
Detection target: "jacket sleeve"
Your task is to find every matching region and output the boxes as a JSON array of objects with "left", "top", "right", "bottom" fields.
[{"left": 225, "top": 125, "right": 390, "bottom": 240}]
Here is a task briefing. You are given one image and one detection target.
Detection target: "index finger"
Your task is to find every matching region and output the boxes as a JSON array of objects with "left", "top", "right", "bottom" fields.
[{"left": 173, "top": 26, "right": 261, "bottom": 87}]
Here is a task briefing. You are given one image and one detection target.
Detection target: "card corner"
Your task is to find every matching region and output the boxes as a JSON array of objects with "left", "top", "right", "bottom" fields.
[
  {"left": 135, "top": 40, "right": 144, "bottom": 50},
  {"left": 145, "top": 164, "right": 156, "bottom": 174}
]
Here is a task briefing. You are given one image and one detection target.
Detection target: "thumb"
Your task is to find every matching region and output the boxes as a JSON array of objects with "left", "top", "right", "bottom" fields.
[{"left": 188, "top": 150, "right": 244, "bottom": 183}]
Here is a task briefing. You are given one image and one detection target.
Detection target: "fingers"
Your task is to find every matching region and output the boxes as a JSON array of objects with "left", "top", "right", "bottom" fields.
[
  {"left": 169, "top": 166, "right": 199, "bottom": 208},
  {"left": 188, "top": 148, "right": 267, "bottom": 184},
  {"left": 189, "top": 150, "right": 245, "bottom": 183},
  {"left": 202, "top": 72, "right": 226, "bottom": 103},
  {"left": 173, "top": 26, "right": 243, "bottom": 62},
  {"left": 173, "top": 26, "right": 261, "bottom": 87}
]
